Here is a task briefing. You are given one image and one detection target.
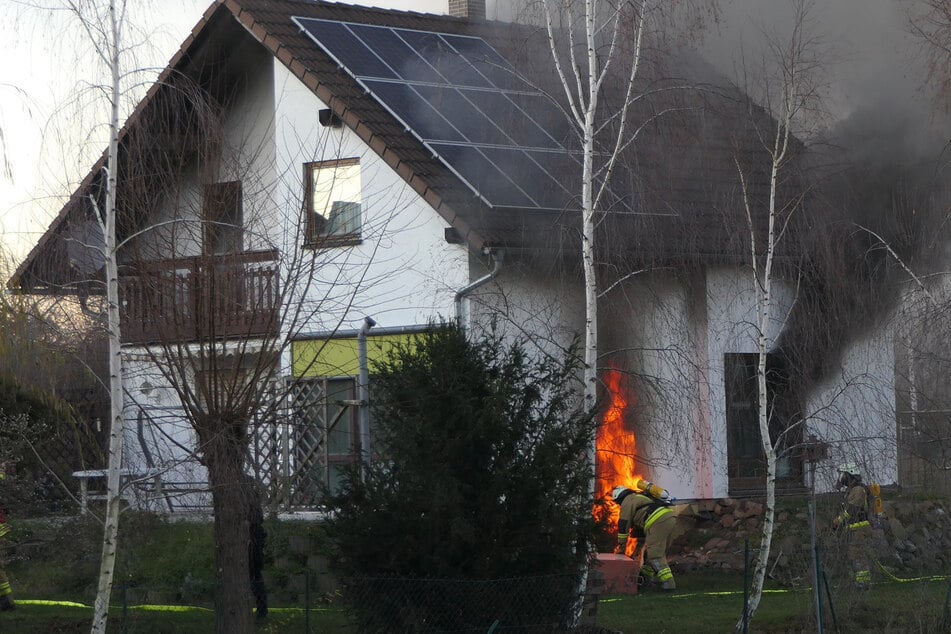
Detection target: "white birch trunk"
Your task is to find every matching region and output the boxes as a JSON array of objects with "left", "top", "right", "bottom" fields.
[
  {"left": 91, "top": 1, "right": 124, "bottom": 631},
  {"left": 737, "top": 70, "right": 794, "bottom": 628},
  {"left": 542, "top": 0, "right": 648, "bottom": 472},
  {"left": 581, "top": 0, "right": 600, "bottom": 426},
  {"left": 743, "top": 157, "right": 781, "bottom": 623}
]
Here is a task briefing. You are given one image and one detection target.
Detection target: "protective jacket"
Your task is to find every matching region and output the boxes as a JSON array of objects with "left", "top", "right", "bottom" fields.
[
  {"left": 834, "top": 482, "right": 872, "bottom": 587},
  {"left": 616, "top": 492, "right": 672, "bottom": 547},
  {"left": 834, "top": 484, "right": 870, "bottom": 529}
]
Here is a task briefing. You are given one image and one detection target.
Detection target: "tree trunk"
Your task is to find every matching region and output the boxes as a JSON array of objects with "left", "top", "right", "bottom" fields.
[
  {"left": 742, "top": 320, "right": 777, "bottom": 624},
  {"left": 737, "top": 116, "right": 786, "bottom": 630},
  {"left": 91, "top": 2, "right": 124, "bottom": 631},
  {"left": 204, "top": 423, "right": 253, "bottom": 634}
]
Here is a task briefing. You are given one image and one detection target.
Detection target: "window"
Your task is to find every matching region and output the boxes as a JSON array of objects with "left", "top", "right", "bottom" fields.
[
  {"left": 724, "top": 353, "right": 803, "bottom": 495},
  {"left": 290, "top": 377, "right": 360, "bottom": 501},
  {"left": 203, "top": 181, "right": 243, "bottom": 254},
  {"left": 304, "top": 158, "right": 362, "bottom": 245}
]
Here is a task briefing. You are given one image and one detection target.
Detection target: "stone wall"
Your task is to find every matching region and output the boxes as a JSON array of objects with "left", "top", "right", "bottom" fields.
[{"left": 664, "top": 494, "right": 951, "bottom": 584}]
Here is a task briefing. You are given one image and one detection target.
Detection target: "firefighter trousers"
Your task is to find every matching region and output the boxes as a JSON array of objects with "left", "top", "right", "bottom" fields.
[
  {"left": 643, "top": 513, "right": 677, "bottom": 590},
  {"left": 847, "top": 523, "right": 873, "bottom": 587},
  {"left": 0, "top": 548, "right": 11, "bottom": 598}
]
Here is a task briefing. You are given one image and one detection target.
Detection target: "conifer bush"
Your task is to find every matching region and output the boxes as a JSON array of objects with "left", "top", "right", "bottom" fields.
[{"left": 324, "top": 324, "right": 603, "bottom": 630}]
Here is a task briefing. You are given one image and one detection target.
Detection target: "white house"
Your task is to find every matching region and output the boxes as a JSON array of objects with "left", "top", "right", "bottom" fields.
[{"left": 10, "top": 0, "right": 898, "bottom": 511}]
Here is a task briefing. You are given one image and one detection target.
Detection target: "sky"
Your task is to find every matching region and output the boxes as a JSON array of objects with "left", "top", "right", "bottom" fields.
[
  {"left": 0, "top": 0, "right": 451, "bottom": 266},
  {"left": 0, "top": 0, "right": 943, "bottom": 267}
]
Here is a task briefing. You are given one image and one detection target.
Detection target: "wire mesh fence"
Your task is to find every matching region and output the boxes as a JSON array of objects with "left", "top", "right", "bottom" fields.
[{"left": 338, "top": 573, "right": 585, "bottom": 633}]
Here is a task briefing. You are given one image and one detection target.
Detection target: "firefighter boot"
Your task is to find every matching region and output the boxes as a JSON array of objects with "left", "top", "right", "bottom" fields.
[
  {"left": 853, "top": 564, "right": 871, "bottom": 591},
  {"left": 650, "top": 558, "right": 676, "bottom": 592},
  {"left": 637, "top": 566, "right": 656, "bottom": 589},
  {"left": 0, "top": 594, "right": 15, "bottom": 612}
]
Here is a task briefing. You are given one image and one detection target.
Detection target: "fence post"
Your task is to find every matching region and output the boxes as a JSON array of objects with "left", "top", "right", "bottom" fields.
[
  {"left": 809, "top": 496, "right": 823, "bottom": 634},
  {"left": 742, "top": 538, "right": 750, "bottom": 634},
  {"left": 305, "top": 569, "right": 311, "bottom": 634},
  {"left": 820, "top": 570, "right": 838, "bottom": 632},
  {"left": 121, "top": 581, "right": 128, "bottom": 634},
  {"left": 579, "top": 569, "right": 604, "bottom": 628},
  {"left": 943, "top": 575, "right": 951, "bottom": 632}
]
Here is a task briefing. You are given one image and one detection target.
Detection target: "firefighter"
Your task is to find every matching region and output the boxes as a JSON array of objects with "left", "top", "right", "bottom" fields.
[
  {"left": 0, "top": 470, "right": 15, "bottom": 611},
  {"left": 832, "top": 462, "right": 872, "bottom": 589},
  {"left": 612, "top": 483, "right": 677, "bottom": 591}
]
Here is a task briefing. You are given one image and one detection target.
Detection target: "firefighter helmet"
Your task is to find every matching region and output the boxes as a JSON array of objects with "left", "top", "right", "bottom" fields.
[
  {"left": 838, "top": 462, "right": 861, "bottom": 478},
  {"left": 611, "top": 486, "right": 631, "bottom": 502}
]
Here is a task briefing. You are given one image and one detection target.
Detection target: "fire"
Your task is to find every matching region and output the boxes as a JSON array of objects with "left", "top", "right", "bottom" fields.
[{"left": 594, "top": 365, "right": 643, "bottom": 556}]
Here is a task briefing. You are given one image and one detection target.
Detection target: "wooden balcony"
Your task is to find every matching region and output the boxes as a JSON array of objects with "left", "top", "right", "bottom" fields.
[{"left": 119, "top": 249, "right": 280, "bottom": 345}]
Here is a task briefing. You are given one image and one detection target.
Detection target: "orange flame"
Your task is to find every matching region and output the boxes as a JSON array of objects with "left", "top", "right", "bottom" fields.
[{"left": 595, "top": 366, "right": 643, "bottom": 556}]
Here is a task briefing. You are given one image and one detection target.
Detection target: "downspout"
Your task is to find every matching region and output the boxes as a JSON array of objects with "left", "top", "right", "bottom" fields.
[
  {"left": 357, "top": 316, "right": 376, "bottom": 482},
  {"left": 454, "top": 247, "right": 504, "bottom": 330}
]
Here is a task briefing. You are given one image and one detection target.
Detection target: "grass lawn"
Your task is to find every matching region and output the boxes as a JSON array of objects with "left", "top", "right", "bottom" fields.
[
  {"left": 599, "top": 572, "right": 951, "bottom": 633},
  {"left": 0, "top": 602, "right": 349, "bottom": 633},
  {"left": 2, "top": 574, "right": 949, "bottom": 633}
]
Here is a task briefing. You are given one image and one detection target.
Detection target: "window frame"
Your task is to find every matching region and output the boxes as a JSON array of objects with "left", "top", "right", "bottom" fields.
[
  {"left": 292, "top": 376, "right": 361, "bottom": 499},
  {"left": 303, "top": 158, "right": 363, "bottom": 248},
  {"left": 723, "top": 352, "right": 804, "bottom": 496}
]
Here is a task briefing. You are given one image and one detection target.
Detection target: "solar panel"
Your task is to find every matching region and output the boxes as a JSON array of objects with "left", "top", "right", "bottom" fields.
[
  {"left": 396, "top": 29, "right": 491, "bottom": 88},
  {"left": 428, "top": 143, "right": 536, "bottom": 208},
  {"left": 412, "top": 84, "right": 511, "bottom": 145},
  {"left": 440, "top": 34, "right": 531, "bottom": 92},
  {"left": 294, "top": 17, "right": 579, "bottom": 211},
  {"left": 458, "top": 89, "right": 560, "bottom": 149},
  {"left": 361, "top": 80, "right": 466, "bottom": 142},
  {"left": 295, "top": 19, "right": 398, "bottom": 80},
  {"left": 347, "top": 24, "right": 444, "bottom": 84},
  {"left": 479, "top": 147, "right": 577, "bottom": 209}
]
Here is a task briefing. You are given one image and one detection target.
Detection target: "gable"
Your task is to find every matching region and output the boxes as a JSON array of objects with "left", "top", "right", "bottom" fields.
[{"left": 11, "top": 0, "right": 800, "bottom": 294}]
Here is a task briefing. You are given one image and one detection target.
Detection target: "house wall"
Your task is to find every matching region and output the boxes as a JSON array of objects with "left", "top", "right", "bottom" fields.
[
  {"left": 129, "top": 38, "right": 278, "bottom": 261},
  {"left": 270, "top": 58, "right": 470, "bottom": 338},
  {"left": 128, "top": 34, "right": 470, "bottom": 332},
  {"left": 468, "top": 258, "right": 586, "bottom": 365},
  {"left": 804, "top": 323, "right": 898, "bottom": 490},
  {"left": 121, "top": 39, "right": 283, "bottom": 495},
  {"left": 218, "top": 41, "right": 279, "bottom": 255},
  {"left": 120, "top": 33, "right": 473, "bottom": 502},
  {"left": 601, "top": 266, "right": 800, "bottom": 500},
  {"left": 703, "top": 267, "right": 798, "bottom": 498},
  {"left": 472, "top": 261, "right": 893, "bottom": 503},
  {"left": 601, "top": 271, "right": 708, "bottom": 500},
  {"left": 894, "top": 280, "right": 951, "bottom": 493},
  {"left": 122, "top": 354, "right": 212, "bottom": 511}
]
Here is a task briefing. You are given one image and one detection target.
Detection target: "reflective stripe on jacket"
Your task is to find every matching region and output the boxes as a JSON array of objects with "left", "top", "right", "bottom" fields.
[
  {"left": 618, "top": 493, "right": 671, "bottom": 541},
  {"left": 644, "top": 506, "right": 673, "bottom": 531}
]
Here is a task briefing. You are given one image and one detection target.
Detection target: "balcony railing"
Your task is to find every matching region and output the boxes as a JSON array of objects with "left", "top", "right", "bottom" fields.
[{"left": 119, "top": 249, "right": 280, "bottom": 345}]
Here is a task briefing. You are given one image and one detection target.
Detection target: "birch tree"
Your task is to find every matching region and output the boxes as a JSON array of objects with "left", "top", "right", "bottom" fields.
[
  {"left": 59, "top": 2, "right": 126, "bottom": 631},
  {"left": 530, "top": 0, "right": 718, "bottom": 465},
  {"left": 730, "top": 1, "right": 827, "bottom": 626},
  {"left": 8, "top": 1, "right": 188, "bottom": 630}
]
